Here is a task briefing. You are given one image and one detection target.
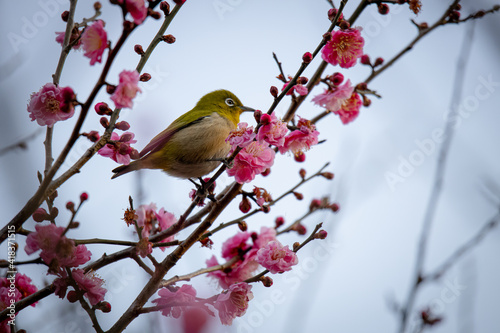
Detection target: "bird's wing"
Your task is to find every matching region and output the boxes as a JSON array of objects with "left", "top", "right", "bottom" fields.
[{"left": 139, "top": 115, "right": 209, "bottom": 158}]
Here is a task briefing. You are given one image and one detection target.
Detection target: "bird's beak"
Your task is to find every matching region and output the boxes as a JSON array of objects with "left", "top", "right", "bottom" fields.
[{"left": 239, "top": 105, "right": 255, "bottom": 112}]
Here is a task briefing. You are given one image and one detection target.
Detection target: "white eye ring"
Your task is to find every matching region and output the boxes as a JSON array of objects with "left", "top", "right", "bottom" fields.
[{"left": 225, "top": 98, "right": 235, "bottom": 106}]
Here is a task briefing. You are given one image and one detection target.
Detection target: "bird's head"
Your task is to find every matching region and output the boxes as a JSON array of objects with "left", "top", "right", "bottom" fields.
[{"left": 197, "top": 90, "right": 254, "bottom": 126}]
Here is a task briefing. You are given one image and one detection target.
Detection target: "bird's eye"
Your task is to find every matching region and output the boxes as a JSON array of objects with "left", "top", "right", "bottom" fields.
[{"left": 225, "top": 98, "right": 235, "bottom": 106}]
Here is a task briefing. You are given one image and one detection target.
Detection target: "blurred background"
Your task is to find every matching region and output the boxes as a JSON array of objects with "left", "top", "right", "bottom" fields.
[{"left": 1, "top": 0, "right": 500, "bottom": 332}]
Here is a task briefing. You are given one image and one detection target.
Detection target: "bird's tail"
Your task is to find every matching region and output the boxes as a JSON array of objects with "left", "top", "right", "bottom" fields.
[{"left": 111, "top": 161, "right": 140, "bottom": 179}]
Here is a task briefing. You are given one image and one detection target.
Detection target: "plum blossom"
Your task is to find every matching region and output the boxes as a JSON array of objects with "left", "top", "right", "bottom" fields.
[
  {"left": 110, "top": 70, "right": 142, "bottom": 109},
  {"left": 312, "top": 79, "right": 354, "bottom": 113},
  {"left": 279, "top": 117, "right": 319, "bottom": 156},
  {"left": 118, "top": 0, "right": 148, "bottom": 25},
  {"left": 226, "top": 122, "right": 256, "bottom": 149},
  {"left": 336, "top": 92, "right": 363, "bottom": 124},
  {"left": 0, "top": 273, "right": 38, "bottom": 308},
  {"left": 98, "top": 131, "right": 138, "bottom": 165},
  {"left": 134, "top": 203, "right": 177, "bottom": 250},
  {"left": 214, "top": 282, "right": 253, "bottom": 325},
  {"left": 25, "top": 224, "right": 91, "bottom": 272},
  {"left": 322, "top": 27, "right": 364, "bottom": 68},
  {"left": 81, "top": 20, "right": 107, "bottom": 65},
  {"left": 206, "top": 255, "right": 259, "bottom": 289},
  {"left": 221, "top": 232, "right": 251, "bottom": 260},
  {"left": 152, "top": 284, "right": 197, "bottom": 318},
  {"left": 71, "top": 269, "right": 107, "bottom": 306},
  {"left": 227, "top": 141, "right": 275, "bottom": 184},
  {"left": 27, "top": 83, "right": 75, "bottom": 127},
  {"left": 256, "top": 240, "right": 298, "bottom": 274},
  {"left": 55, "top": 29, "right": 82, "bottom": 49},
  {"left": 256, "top": 112, "right": 288, "bottom": 149}
]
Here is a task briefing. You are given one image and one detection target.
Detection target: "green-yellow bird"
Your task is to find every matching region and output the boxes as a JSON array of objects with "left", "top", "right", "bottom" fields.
[{"left": 111, "top": 89, "right": 254, "bottom": 179}]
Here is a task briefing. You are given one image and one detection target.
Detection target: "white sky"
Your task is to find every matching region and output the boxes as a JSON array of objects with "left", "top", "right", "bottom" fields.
[{"left": 1, "top": 0, "right": 500, "bottom": 332}]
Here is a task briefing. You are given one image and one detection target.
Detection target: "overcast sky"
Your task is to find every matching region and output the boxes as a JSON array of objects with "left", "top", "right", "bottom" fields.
[{"left": 1, "top": 1, "right": 500, "bottom": 332}]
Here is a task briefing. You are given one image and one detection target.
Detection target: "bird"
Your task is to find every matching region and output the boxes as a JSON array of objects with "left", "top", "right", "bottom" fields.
[{"left": 111, "top": 89, "right": 254, "bottom": 180}]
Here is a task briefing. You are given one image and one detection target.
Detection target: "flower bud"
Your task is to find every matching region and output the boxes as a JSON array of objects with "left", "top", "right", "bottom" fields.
[
  {"left": 270, "top": 86, "right": 278, "bottom": 98},
  {"left": 294, "top": 151, "right": 306, "bottom": 162},
  {"left": 315, "top": 230, "right": 328, "bottom": 239},
  {"left": 356, "top": 82, "right": 368, "bottom": 91},
  {"left": 275, "top": 216, "right": 285, "bottom": 228},
  {"left": 331, "top": 72, "right": 344, "bottom": 85},
  {"left": 374, "top": 57, "right": 384, "bottom": 67},
  {"left": 69, "top": 221, "right": 80, "bottom": 228},
  {"left": 67, "top": 290, "right": 79, "bottom": 303},
  {"left": 49, "top": 207, "right": 59, "bottom": 219},
  {"left": 160, "top": 1, "right": 170, "bottom": 15},
  {"left": 261, "top": 168, "right": 271, "bottom": 177},
  {"left": 97, "top": 301, "right": 112, "bottom": 313},
  {"left": 296, "top": 224, "right": 307, "bottom": 235},
  {"left": 134, "top": 44, "right": 145, "bottom": 55},
  {"left": 298, "top": 76, "right": 308, "bottom": 85},
  {"left": 309, "top": 199, "right": 321, "bottom": 211},
  {"left": 61, "top": 11, "right": 69, "bottom": 22},
  {"left": 448, "top": 10, "right": 460, "bottom": 22},
  {"left": 83, "top": 131, "right": 100, "bottom": 142},
  {"left": 293, "top": 192, "right": 303, "bottom": 200},
  {"left": 299, "top": 168, "right": 306, "bottom": 179},
  {"left": 322, "top": 32, "right": 332, "bottom": 42},
  {"left": 239, "top": 197, "right": 251, "bottom": 213},
  {"left": 80, "top": 192, "right": 89, "bottom": 202},
  {"left": 339, "top": 20, "right": 350, "bottom": 30},
  {"left": 66, "top": 201, "right": 75, "bottom": 212},
  {"left": 261, "top": 276, "right": 273, "bottom": 287},
  {"left": 378, "top": 3, "right": 390, "bottom": 15},
  {"left": 321, "top": 172, "right": 334, "bottom": 180},
  {"left": 149, "top": 9, "right": 161, "bottom": 20},
  {"left": 293, "top": 242, "right": 300, "bottom": 251},
  {"left": 130, "top": 148, "right": 140, "bottom": 160},
  {"left": 254, "top": 109, "right": 262, "bottom": 123},
  {"left": 302, "top": 52, "right": 313, "bottom": 64},
  {"left": 360, "top": 54, "right": 371, "bottom": 65},
  {"left": 200, "top": 237, "right": 213, "bottom": 249},
  {"left": 173, "top": 0, "right": 186, "bottom": 4},
  {"left": 330, "top": 203, "right": 340, "bottom": 212},
  {"left": 419, "top": 22, "right": 429, "bottom": 30},
  {"left": 474, "top": 10, "right": 485, "bottom": 18},
  {"left": 363, "top": 96, "right": 372, "bottom": 107},
  {"left": 100, "top": 117, "right": 109, "bottom": 128},
  {"left": 106, "top": 84, "right": 116, "bottom": 94},
  {"left": 33, "top": 208, "right": 49, "bottom": 222},
  {"left": 115, "top": 121, "right": 131, "bottom": 131},
  {"left": 140, "top": 73, "right": 151, "bottom": 82},
  {"left": 95, "top": 102, "right": 111, "bottom": 115},
  {"left": 94, "top": 2, "right": 102, "bottom": 11},
  {"left": 163, "top": 34, "right": 176, "bottom": 44},
  {"left": 238, "top": 221, "right": 248, "bottom": 232},
  {"left": 119, "top": 133, "right": 133, "bottom": 143},
  {"left": 261, "top": 205, "right": 270, "bottom": 213},
  {"left": 260, "top": 113, "right": 271, "bottom": 125}
]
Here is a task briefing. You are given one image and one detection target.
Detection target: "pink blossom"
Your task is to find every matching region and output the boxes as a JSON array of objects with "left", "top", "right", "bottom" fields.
[
  {"left": 152, "top": 284, "right": 197, "bottom": 318},
  {"left": 256, "top": 240, "right": 298, "bottom": 274},
  {"left": 27, "top": 83, "right": 76, "bottom": 127},
  {"left": 253, "top": 226, "right": 277, "bottom": 249},
  {"left": 98, "top": 131, "right": 138, "bottom": 165},
  {"left": 136, "top": 203, "right": 158, "bottom": 237},
  {"left": 335, "top": 92, "right": 362, "bottom": 124},
  {"left": 256, "top": 112, "right": 287, "bottom": 149},
  {"left": 71, "top": 269, "right": 107, "bottom": 306},
  {"left": 110, "top": 70, "right": 142, "bottom": 109},
  {"left": 282, "top": 81, "right": 308, "bottom": 96},
  {"left": 322, "top": 27, "right": 364, "bottom": 68},
  {"left": 227, "top": 141, "right": 275, "bottom": 184},
  {"left": 81, "top": 20, "right": 108, "bottom": 65},
  {"left": 55, "top": 30, "right": 82, "bottom": 49},
  {"left": 25, "top": 224, "right": 91, "bottom": 271},
  {"left": 0, "top": 286, "right": 21, "bottom": 308},
  {"left": 312, "top": 79, "right": 354, "bottom": 112},
  {"left": 214, "top": 282, "right": 253, "bottom": 325},
  {"left": 119, "top": 0, "right": 148, "bottom": 25},
  {"left": 156, "top": 207, "right": 177, "bottom": 248},
  {"left": 226, "top": 122, "right": 256, "bottom": 149},
  {"left": 15, "top": 274, "right": 38, "bottom": 302},
  {"left": 206, "top": 255, "right": 259, "bottom": 289},
  {"left": 279, "top": 117, "right": 319, "bottom": 156},
  {"left": 221, "top": 232, "right": 251, "bottom": 260}
]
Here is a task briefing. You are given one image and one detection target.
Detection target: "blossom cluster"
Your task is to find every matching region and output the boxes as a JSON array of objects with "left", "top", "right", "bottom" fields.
[
  {"left": 0, "top": 274, "right": 38, "bottom": 331},
  {"left": 226, "top": 113, "right": 320, "bottom": 183}
]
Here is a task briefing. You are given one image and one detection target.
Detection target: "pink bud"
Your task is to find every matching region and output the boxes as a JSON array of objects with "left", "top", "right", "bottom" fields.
[
  {"left": 80, "top": 192, "right": 89, "bottom": 202},
  {"left": 260, "top": 114, "right": 271, "bottom": 125},
  {"left": 331, "top": 72, "right": 344, "bottom": 85},
  {"left": 302, "top": 52, "right": 313, "bottom": 64},
  {"left": 275, "top": 216, "right": 285, "bottom": 228},
  {"left": 239, "top": 197, "right": 251, "bottom": 213},
  {"left": 294, "top": 152, "right": 306, "bottom": 162},
  {"left": 33, "top": 208, "right": 48, "bottom": 222},
  {"left": 115, "top": 121, "right": 131, "bottom": 131},
  {"left": 360, "top": 54, "right": 371, "bottom": 65}
]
